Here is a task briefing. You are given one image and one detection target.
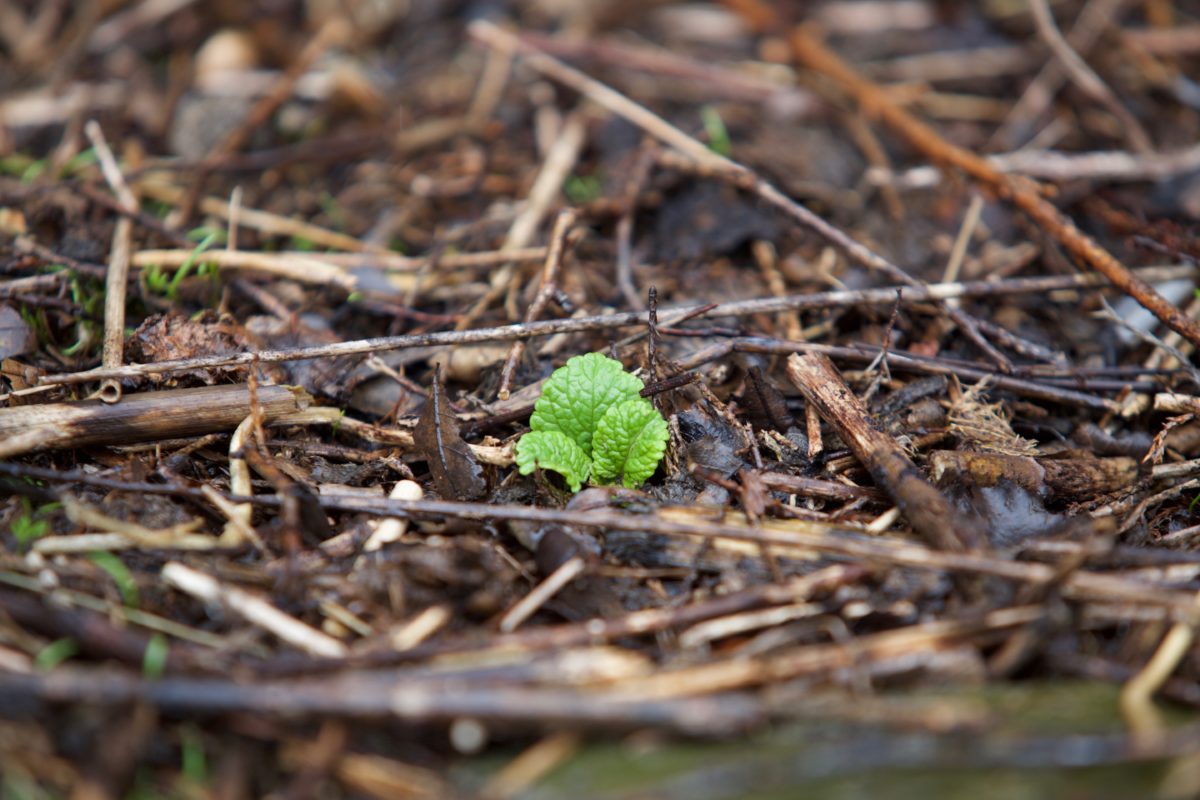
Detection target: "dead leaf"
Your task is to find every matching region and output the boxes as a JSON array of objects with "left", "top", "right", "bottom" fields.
[
  {"left": 739, "top": 367, "right": 793, "bottom": 433},
  {"left": 127, "top": 311, "right": 249, "bottom": 384},
  {"left": 738, "top": 469, "right": 769, "bottom": 522},
  {"left": 415, "top": 366, "right": 487, "bottom": 500},
  {"left": 0, "top": 305, "right": 34, "bottom": 359}
]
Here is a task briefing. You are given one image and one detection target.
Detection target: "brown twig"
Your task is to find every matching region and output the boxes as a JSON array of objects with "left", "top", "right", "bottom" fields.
[
  {"left": 84, "top": 120, "right": 135, "bottom": 403},
  {"left": 516, "top": 30, "right": 816, "bottom": 109},
  {"left": 37, "top": 264, "right": 1199, "bottom": 387},
  {"left": 458, "top": 110, "right": 586, "bottom": 329},
  {"left": 1027, "top": 0, "right": 1152, "bottom": 153},
  {"left": 497, "top": 209, "right": 577, "bottom": 400},
  {"left": 162, "top": 562, "right": 347, "bottom": 658},
  {"left": 686, "top": 338, "right": 1124, "bottom": 412},
  {"left": 174, "top": 19, "right": 348, "bottom": 224},
  {"left": 788, "top": 25, "right": 1200, "bottom": 352},
  {"left": 786, "top": 352, "right": 987, "bottom": 551},
  {"left": 990, "top": 0, "right": 1127, "bottom": 151},
  {"left": 470, "top": 20, "right": 1014, "bottom": 371},
  {"left": 614, "top": 144, "right": 657, "bottom": 310},
  {"left": 0, "top": 384, "right": 315, "bottom": 458}
]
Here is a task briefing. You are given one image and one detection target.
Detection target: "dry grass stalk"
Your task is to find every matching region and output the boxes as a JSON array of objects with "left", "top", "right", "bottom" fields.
[{"left": 162, "top": 561, "right": 348, "bottom": 658}]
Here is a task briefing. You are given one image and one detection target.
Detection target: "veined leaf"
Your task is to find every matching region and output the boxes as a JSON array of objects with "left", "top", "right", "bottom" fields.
[
  {"left": 592, "top": 398, "right": 669, "bottom": 488},
  {"left": 416, "top": 365, "right": 487, "bottom": 500},
  {"left": 515, "top": 430, "right": 591, "bottom": 492},
  {"left": 530, "top": 353, "right": 644, "bottom": 457}
]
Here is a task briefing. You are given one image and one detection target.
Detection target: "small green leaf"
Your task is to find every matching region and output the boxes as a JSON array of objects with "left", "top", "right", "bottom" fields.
[
  {"left": 143, "top": 634, "right": 169, "bottom": 680},
  {"left": 34, "top": 638, "right": 77, "bottom": 671},
  {"left": 530, "top": 353, "right": 644, "bottom": 457},
  {"left": 701, "top": 105, "right": 732, "bottom": 157},
  {"left": 88, "top": 551, "right": 139, "bottom": 607},
  {"left": 180, "top": 726, "right": 208, "bottom": 784},
  {"left": 592, "top": 398, "right": 669, "bottom": 488},
  {"left": 166, "top": 231, "right": 219, "bottom": 300},
  {"left": 564, "top": 173, "right": 602, "bottom": 204},
  {"left": 515, "top": 430, "right": 591, "bottom": 492}
]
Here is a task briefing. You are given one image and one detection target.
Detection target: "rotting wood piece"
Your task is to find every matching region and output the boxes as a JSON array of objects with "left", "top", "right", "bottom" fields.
[
  {"left": 0, "top": 384, "right": 313, "bottom": 458},
  {"left": 786, "top": 352, "right": 986, "bottom": 551},
  {"left": 928, "top": 450, "right": 1138, "bottom": 502}
]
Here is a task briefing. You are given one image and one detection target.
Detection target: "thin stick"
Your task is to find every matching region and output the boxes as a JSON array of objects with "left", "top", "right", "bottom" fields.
[
  {"left": 614, "top": 145, "right": 656, "bottom": 309},
  {"left": 209, "top": 21, "right": 346, "bottom": 160},
  {"left": 85, "top": 120, "right": 136, "bottom": 403},
  {"left": 941, "top": 193, "right": 984, "bottom": 287},
  {"left": 498, "top": 557, "right": 586, "bottom": 633},
  {"left": 131, "top": 248, "right": 357, "bottom": 289},
  {"left": 1028, "top": 0, "right": 1151, "bottom": 153},
  {"left": 3, "top": 469, "right": 1199, "bottom": 617},
  {"left": 470, "top": 21, "right": 722, "bottom": 167},
  {"left": 516, "top": 30, "right": 812, "bottom": 108},
  {"left": 132, "top": 243, "right": 548, "bottom": 274},
  {"left": 487, "top": 565, "right": 865, "bottom": 653},
  {"left": 138, "top": 179, "right": 384, "bottom": 254},
  {"left": 174, "top": 19, "right": 348, "bottom": 223},
  {"left": 37, "top": 264, "right": 1200, "bottom": 387},
  {"left": 789, "top": 25, "right": 1200, "bottom": 351},
  {"left": 288, "top": 498, "right": 1200, "bottom": 615},
  {"left": 468, "top": 21, "right": 1012, "bottom": 370},
  {"left": 1121, "top": 592, "right": 1200, "bottom": 734},
  {"left": 732, "top": 337, "right": 1118, "bottom": 411},
  {"left": 480, "top": 731, "right": 580, "bottom": 800},
  {"left": 458, "top": 110, "right": 586, "bottom": 329},
  {"left": 162, "top": 562, "right": 347, "bottom": 659},
  {"left": 990, "top": 0, "right": 1126, "bottom": 150},
  {"left": 870, "top": 144, "right": 1200, "bottom": 186},
  {"left": 497, "top": 209, "right": 577, "bottom": 400}
]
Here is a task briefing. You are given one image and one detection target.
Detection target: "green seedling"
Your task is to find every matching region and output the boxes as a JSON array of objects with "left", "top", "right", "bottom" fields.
[
  {"left": 143, "top": 634, "right": 169, "bottom": 679},
  {"left": 88, "top": 551, "right": 139, "bottom": 607},
  {"left": 701, "top": 105, "right": 732, "bottom": 157},
  {"left": 319, "top": 191, "right": 348, "bottom": 230},
  {"left": 0, "top": 153, "right": 40, "bottom": 180},
  {"left": 10, "top": 498, "right": 57, "bottom": 547},
  {"left": 60, "top": 147, "right": 97, "bottom": 177},
  {"left": 145, "top": 231, "right": 220, "bottom": 300},
  {"left": 564, "top": 173, "right": 603, "bottom": 204},
  {"left": 34, "top": 637, "right": 77, "bottom": 671},
  {"left": 180, "top": 726, "right": 208, "bottom": 785},
  {"left": 57, "top": 273, "right": 104, "bottom": 358},
  {"left": 516, "top": 353, "right": 668, "bottom": 491}
]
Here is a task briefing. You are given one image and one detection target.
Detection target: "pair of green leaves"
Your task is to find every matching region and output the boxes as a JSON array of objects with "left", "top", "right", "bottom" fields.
[{"left": 515, "top": 353, "right": 668, "bottom": 491}]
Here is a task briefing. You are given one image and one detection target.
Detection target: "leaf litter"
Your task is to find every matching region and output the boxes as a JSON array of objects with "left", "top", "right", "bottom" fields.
[{"left": 3, "top": 2, "right": 1200, "bottom": 797}]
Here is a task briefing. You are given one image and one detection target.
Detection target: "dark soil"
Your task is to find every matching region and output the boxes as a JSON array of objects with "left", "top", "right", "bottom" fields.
[{"left": 3, "top": 2, "right": 1200, "bottom": 797}]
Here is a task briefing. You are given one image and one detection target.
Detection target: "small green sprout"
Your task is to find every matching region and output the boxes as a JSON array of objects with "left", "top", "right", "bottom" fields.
[
  {"left": 88, "top": 551, "right": 139, "bottom": 607},
  {"left": 564, "top": 173, "right": 603, "bottom": 204},
  {"left": 701, "top": 105, "right": 732, "bottom": 157},
  {"left": 143, "top": 634, "right": 169, "bottom": 679},
  {"left": 144, "top": 231, "right": 220, "bottom": 301},
  {"left": 34, "top": 637, "right": 77, "bottom": 671},
  {"left": 10, "top": 498, "right": 56, "bottom": 547},
  {"left": 516, "top": 353, "right": 668, "bottom": 491}
]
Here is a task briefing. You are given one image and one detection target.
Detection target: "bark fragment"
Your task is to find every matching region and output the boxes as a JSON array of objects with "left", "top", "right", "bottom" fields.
[{"left": 786, "top": 352, "right": 986, "bottom": 551}]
